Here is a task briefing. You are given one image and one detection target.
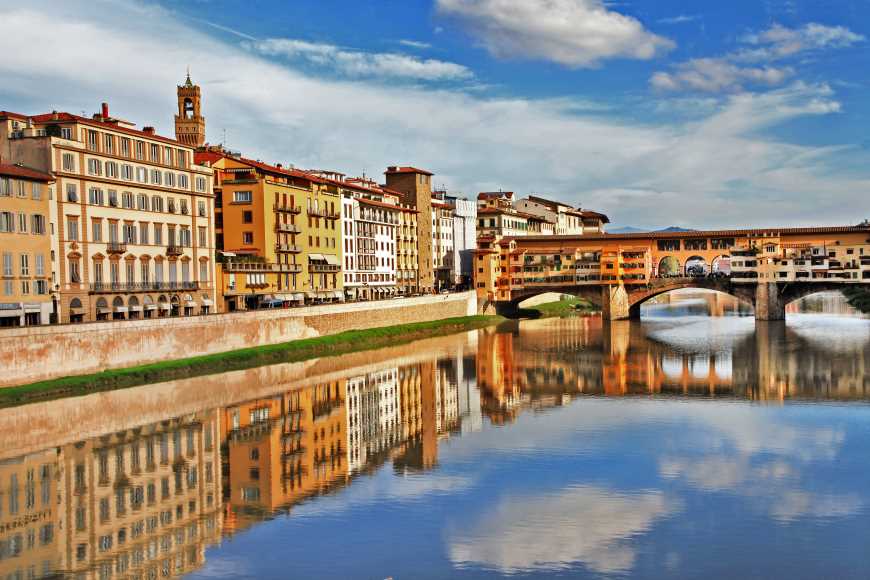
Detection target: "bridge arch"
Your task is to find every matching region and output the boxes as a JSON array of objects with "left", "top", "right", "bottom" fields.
[
  {"left": 711, "top": 255, "right": 730, "bottom": 275},
  {"left": 627, "top": 279, "right": 756, "bottom": 318}
]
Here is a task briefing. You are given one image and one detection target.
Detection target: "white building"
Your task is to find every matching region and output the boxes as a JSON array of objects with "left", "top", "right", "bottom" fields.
[
  {"left": 432, "top": 200, "right": 454, "bottom": 290},
  {"left": 444, "top": 195, "right": 477, "bottom": 288},
  {"left": 341, "top": 192, "right": 399, "bottom": 300}
]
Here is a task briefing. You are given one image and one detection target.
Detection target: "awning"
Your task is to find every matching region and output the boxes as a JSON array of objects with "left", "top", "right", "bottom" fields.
[
  {"left": 23, "top": 303, "right": 42, "bottom": 312},
  {"left": 332, "top": 290, "right": 343, "bottom": 299},
  {"left": 308, "top": 253, "right": 325, "bottom": 262},
  {"left": 69, "top": 307, "right": 84, "bottom": 314},
  {"left": 144, "top": 304, "right": 157, "bottom": 310},
  {"left": 113, "top": 306, "right": 128, "bottom": 313},
  {"left": 305, "top": 292, "right": 317, "bottom": 299},
  {"left": 97, "top": 307, "right": 111, "bottom": 314},
  {"left": 0, "top": 308, "right": 22, "bottom": 318},
  {"left": 185, "top": 301, "right": 197, "bottom": 308},
  {"left": 129, "top": 306, "right": 143, "bottom": 312},
  {"left": 159, "top": 303, "right": 171, "bottom": 310},
  {"left": 324, "top": 254, "right": 340, "bottom": 266},
  {"left": 201, "top": 299, "right": 214, "bottom": 306}
]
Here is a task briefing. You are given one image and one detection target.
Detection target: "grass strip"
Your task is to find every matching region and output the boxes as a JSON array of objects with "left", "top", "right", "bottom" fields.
[
  {"left": 517, "top": 296, "right": 598, "bottom": 319},
  {"left": 0, "top": 315, "right": 505, "bottom": 408}
]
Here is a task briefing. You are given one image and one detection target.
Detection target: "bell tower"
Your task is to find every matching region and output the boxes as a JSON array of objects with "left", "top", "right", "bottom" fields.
[{"left": 174, "top": 70, "right": 206, "bottom": 147}]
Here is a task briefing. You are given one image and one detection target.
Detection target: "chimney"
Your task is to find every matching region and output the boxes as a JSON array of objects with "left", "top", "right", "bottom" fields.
[
  {"left": 101, "top": 102, "right": 109, "bottom": 119},
  {"left": 276, "top": 163, "right": 282, "bottom": 169},
  {"left": 52, "top": 111, "right": 58, "bottom": 120},
  {"left": 142, "top": 126, "right": 155, "bottom": 135}
]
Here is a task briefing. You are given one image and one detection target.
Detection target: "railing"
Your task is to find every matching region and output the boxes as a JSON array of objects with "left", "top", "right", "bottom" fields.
[
  {"left": 106, "top": 241, "right": 127, "bottom": 254},
  {"left": 166, "top": 245, "right": 184, "bottom": 256},
  {"left": 275, "top": 243, "right": 302, "bottom": 253},
  {"left": 273, "top": 204, "right": 302, "bottom": 214},
  {"left": 309, "top": 264, "right": 340, "bottom": 273},
  {"left": 276, "top": 223, "right": 301, "bottom": 234},
  {"left": 90, "top": 282, "right": 199, "bottom": 292},
  {"left": 308, "top": 208, "right": 341, "bottom": 220},
  {"left": 223, "top": 261, "right": 302, "bottom": 273}
]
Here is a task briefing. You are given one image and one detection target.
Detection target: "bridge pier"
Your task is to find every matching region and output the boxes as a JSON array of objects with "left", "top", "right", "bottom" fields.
[
  {"left": 602, "top": 285, "right": 631, "bottom": 321},
  {"left": 754, "top": 282, "right": 785, "bottom": 321}
]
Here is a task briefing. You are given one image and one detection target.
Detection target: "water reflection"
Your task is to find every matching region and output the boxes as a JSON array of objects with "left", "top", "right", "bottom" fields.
[{"left": 0, "top": 293, "right": 869, "bottom": 579}]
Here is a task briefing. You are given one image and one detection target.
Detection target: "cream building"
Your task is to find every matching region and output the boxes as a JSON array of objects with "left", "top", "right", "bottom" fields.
[{"left": 0, "top": 96, "right": 216, "bottom": 323}]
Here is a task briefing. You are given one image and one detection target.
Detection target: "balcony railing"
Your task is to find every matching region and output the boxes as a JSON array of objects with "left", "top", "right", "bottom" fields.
[
  {"left": 166, "top": 245, "right": 184, "bottom": 256},
  {"left": 223, "top": 261, "right": 302, "bottom": 274},
  {"left": 275, "top": 243, "right": 302, "bottom": 253},
  {"left": 90, "top": 282, "right": 199, "bottom": 293},
  {"left": 276, "top": 223, "right": 301, "bottom": 234},
  {"left": 273, "top": 204, "right": 302, "bottom": 214},
  {"left": 309, "top": 264, "right": 340, "bottom": 273},
  {"left": 308, "top": 208, "right": 341, "bottom": 220},
  {"left": 106, "top": 241, "right": 127, "bottom": 254}
]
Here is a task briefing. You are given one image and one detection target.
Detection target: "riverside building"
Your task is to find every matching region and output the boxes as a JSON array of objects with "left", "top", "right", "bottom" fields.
[
  {"left": 384, "top": 166, "right": 435, "bottom": 294},
  {"left": 0, "top": 91, "right": 217, "bottom": 323},
  {"left": 0, "top": 163, "right": 54, "bottom": 326}
]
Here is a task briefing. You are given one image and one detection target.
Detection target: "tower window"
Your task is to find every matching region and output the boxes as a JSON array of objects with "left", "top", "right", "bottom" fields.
[{"left": 184, "top": 98, "right": 194, "bottom": 119}]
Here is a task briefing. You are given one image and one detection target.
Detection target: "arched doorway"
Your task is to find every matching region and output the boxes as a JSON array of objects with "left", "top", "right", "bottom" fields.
[
  {"left": 95, "top": 297, "right": 110, "bottom": 321},
  {"left": 658, "top": 256, "right": 681, "bottom": 277},
  {"left": 143, "top": 295, "right": 155, "bottom": 318},
  {"left": 684, "top": 256, "right": 708, "bottom": 277},
  {"left": 170, "top": 295, "right": 180, "bottom": 317},
  {"left": 112, "top": 296, "right": 126, "bottom": 320},
  {"left": 128, "top": 296, "right": 141, "bottom": 320},
  {"left": 158, "top": 295, "right": 169, "bottom": 317},
  {"left": 69, "top": 298, "right": 84, "bottom": 324}
]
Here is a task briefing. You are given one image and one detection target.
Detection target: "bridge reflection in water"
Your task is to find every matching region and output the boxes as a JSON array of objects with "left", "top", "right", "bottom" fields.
[{"left": 0, "top": 295, "right": 867, "bottom": 578}]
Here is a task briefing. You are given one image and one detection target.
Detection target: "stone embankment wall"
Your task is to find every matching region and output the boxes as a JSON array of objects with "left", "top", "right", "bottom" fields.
[{"left": 0, "top": 291, "right": 477, "bottom": 387}]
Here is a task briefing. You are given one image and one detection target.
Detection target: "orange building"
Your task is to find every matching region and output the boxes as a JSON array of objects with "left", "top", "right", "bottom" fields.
[{"left": 0, "top": 163, "right": 54, "bottom": 325}]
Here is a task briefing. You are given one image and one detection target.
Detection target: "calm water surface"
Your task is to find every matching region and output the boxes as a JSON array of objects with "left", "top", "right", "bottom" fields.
[{"left": 1, "top": 291, "right": 869, "bottom": 579}]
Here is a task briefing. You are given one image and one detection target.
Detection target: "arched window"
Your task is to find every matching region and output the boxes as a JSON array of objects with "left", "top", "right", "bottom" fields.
[{"left": 183, "top": 98, "right": 194, "bottom": 119}]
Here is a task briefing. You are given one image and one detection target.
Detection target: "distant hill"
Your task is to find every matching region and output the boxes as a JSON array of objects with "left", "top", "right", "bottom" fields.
[{"left": 608, "top": 225, "right": 696, "bottom": 234}]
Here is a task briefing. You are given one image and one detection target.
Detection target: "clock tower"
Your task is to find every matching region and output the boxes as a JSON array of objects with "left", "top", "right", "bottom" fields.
[{"left": 174, "top": 71, "right": 206, "bottom": 147}]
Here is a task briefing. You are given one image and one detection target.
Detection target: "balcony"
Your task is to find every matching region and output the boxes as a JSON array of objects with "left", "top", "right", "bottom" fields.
[
  {"left": 308, "top": 208, "right": 341, "bottom": 220},
  {"left": 166, "top": 245, "right": 184, "bottom": 256},
  {"left": 309, "top": 264, "right": 340, "bottom": 273},
  {"left": 276, "top": 223, "right": 301, "bottom": 234},
  {"left": 106, "top": 241, "right": 127, "bottom": 254},
  {"left": 90, "top": 282, "right": 199, "bottom": 293},
  {"left": 224, "top": 261, "right": 302, "bottom": 274},
  {"left": 273, "top": 204, "right": 302, "bottom": 214},
  {"left": 275, "top": 243, "right": 302, "bottom": 253}
]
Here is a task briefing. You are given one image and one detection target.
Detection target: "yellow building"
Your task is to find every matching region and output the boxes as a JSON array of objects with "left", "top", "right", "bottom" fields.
[
  {"left": 0, "top": 90, "right": 217, "bottom": 324},
  {"left": 0, "top": 163, "right": 54, "bottom": 326},
  {"left": 198, "top": 150, "right": 342, "bottom": 310}
]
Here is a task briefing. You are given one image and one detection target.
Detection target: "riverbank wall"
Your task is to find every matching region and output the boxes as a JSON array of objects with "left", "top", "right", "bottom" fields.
[{"left": 0, "top": 291, "right": 477, "bottom": 388}]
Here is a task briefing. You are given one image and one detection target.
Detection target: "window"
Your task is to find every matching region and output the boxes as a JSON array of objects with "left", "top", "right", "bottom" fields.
[
  {"left": 152, "top": 196, "right": 164, "bottom": 212},
  {"left": 2, "top": 252, "right": 12, "bottom": 276},
  {"left": 180, "top": 199, "right": 188, "bottom": 215},
  {"left": 198, "top": 201, "right": 206, "bottom": 217},
  {"left": 88, "top": 187, "right": 104, "bottom": 206},
  {"left": 121, "top": 164, "right": 133, "bottom": 180},
  {"left": 150, "top": 169, "right": 161, "bottom": 185},
  {"left": 195, "top": 176, "right": 207, "bottom": 192},
  {"left": 178, "top": 174, "right": 189, "bottom": 189},
  {"left": 66, "top": 183, "right": 78, "bottom": 202},
  {"left": 31, "top": 181, "right": 41, "bottom": 200},
  {"left": 123, "top": 223, "right": 137, "bottom": 244},
  {"left": 108, "top": 190, "right": 118, "bottom": 207},
  {"left": 67, "top": 217, "right": 79, "bottom": 241},
  {"left": 242, "top": 232, "right": 253, "bottom": 244},
  {"left": 137, "top": 194, "right": 149, "bottom": 211},
  {"left": 180, "top": 227, "right": 191, "bottom": 246},
  {"left": 122, "top": 191, "right": 134, "bottom": 209},
  {"left": 178, "top": 150, "right": 187, "bottom": 168},
  {"left": 199, "top": 261, "right": 208, "bottom": 283},
  {"left": 120, "top": 137, "right": 130, "bottom": 157},
  {"left": 19, "top": 254, "right": 29, "bottom": 277},
  {"left": 135, "top": 140, "right": 145, "bottom": 160},
  {"left": 69, "top": 259, "right": 81, "bottom": 283},
  {"left": 164, "top": 146, "right": 173, "bottom": 166},
  {"left": 150, "top": 144, "right": 160, "bottom": 162},
  {"left": 105, "top": 161, "right": 118, "bottom": 178},
  {"left": 0, "top": 211, "right": 13, "bottom": 233},
  {"left": 35, "top": 254, "right": 44, "bottom": 276},
  {"left": 154, "top": 224, "right": 163, "bottom": 245},
  {"left": 165, "top": 171, "right": 175, "bottom": 187},
  {"left": 86, "top": 130, "right": 98, "bottom": 151},
  {"left": 233, "top": 191, "right": 252, "bottom": 203},
  {"left": 140, "top": 222, "right": 149, "bottom": 244},
  {"left": 0, "top": 177, "right": 8, "bottom": 196},
  {"left": 136, "top": 167, "right": 147, "bottom": 183},
  {"left": 18, "top": 213, "right": 27, "bottom": 233},
  {"left": 31, "top": 214, "right": 46, "bottom": 234},
  {"left": 60, "top": 127, "right": 72, "bottom": 140},
  {"left": 87, "top": 158, "right": 102, "bottom": 176},
  {"left": 104, "top": 134, "right": 114, "bottom": 153},
  {"left": 198, "top": 227, "right": 207, "bottom": 247}
]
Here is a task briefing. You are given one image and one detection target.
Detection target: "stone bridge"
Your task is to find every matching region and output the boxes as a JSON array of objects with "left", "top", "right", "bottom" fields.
[{"left": 501, "top": 278, "right": 863, "bottom": 321}]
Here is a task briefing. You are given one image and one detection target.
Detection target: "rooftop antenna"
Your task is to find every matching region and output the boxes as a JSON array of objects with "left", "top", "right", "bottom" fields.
[{"left": 221, "top": 128, "right": 227, "bottom": 146}]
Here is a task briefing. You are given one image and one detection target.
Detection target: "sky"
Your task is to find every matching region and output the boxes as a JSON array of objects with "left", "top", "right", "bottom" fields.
[{"left": 1, "top": 0, "right": 869, "bottom": 229}]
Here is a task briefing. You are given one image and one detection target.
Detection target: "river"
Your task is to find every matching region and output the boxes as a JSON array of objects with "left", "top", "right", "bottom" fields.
[{"left": 0, "top": 290, "right": 868, "bottom": 579}]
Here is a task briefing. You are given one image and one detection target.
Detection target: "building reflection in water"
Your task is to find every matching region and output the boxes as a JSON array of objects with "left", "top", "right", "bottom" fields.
[{"left": 1, "top": 293, "right": 867, "bottom": 578}]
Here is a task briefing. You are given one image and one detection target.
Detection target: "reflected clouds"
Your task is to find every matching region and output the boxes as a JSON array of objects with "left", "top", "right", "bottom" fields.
[{"left": 449, "top": 486, "right": 677, "bottom": 574}]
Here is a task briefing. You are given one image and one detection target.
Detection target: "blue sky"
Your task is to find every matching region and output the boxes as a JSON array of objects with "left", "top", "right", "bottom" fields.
[{"left": 2, "top": 0, "right": 870, "bottom": 228}]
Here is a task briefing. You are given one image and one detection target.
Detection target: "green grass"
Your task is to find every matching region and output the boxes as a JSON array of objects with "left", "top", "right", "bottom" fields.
[
  {"left": 518, "top": 296, "right": 598, "bottom": 319},
  {"left": 843, "top": 287, "right": 870, "bottom": 314},
  {"left": 0, "top": 315, "right": 505, "bottom": 408}
]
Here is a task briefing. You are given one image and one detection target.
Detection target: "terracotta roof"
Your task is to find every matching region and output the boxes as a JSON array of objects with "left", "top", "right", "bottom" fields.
[
  {"left": 202, "top": 150, "right": 326, "bottom": 184},
  {"left": 517, "top": 211, "right": 554, "bottom": 223},
  {"left": 0, "top": 163, "right": 54, "bottom": 181},
  {"left": 384, "top": 166, "right": 433, "bottom": 176},
  {"left": 194, "top": 151, "right": 224, "bottom": 166},
  {"left": 499, "top": 225, "right": 870, "bottom": 244},
  {"left": 3, "top": 110, "right": 190, "bottom": 147},
  {"left": 357, "top": 197, "right": 400, "bottom": 211},
  {"left": 478, "top": 191, "right": 514, "bottom": 200},
  {"left": 579, "top": 210, "right": 610, "bottom": 223},
  {"left": 431, "top": 200, "right": 452, "bottom": 209}
]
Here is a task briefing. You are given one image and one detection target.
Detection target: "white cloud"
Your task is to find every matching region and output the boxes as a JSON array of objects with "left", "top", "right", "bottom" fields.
[
  {"left": 449, "top": 486, "right": 676, "bottom": 574},
  {"left": 658, "top": 14, "right": 701, "bottom": 25},
  {"left": 398, "top": 39, "right": 432, "bottom": 50},
  {"left": 651, "top": 60, "right": 794, "bottom": 93},
  {"left": 1, "top": 1, "right": 869, "bottom": 228},
  {"left": 653, "top": 22, "right": 864, "bottom": 93},
  {"left": 245, "top": 38, "right": 473, "bottom": 81},
  {"left": 436, "top": 0, "right": 674, "bottom": 67}
]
